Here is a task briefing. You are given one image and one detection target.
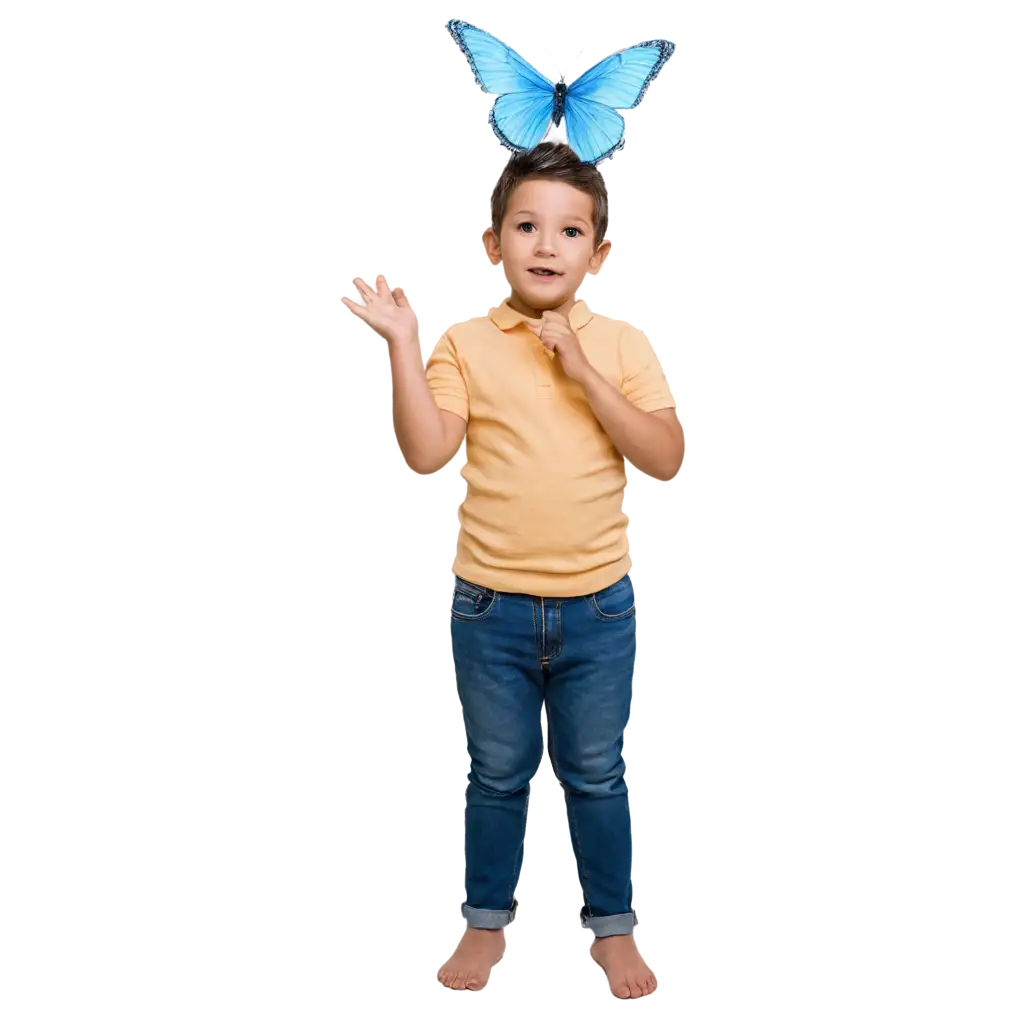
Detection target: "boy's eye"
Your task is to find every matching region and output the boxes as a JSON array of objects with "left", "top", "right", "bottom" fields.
[{"left": 520, "top": 220, "right": 585, "bottom": 235}]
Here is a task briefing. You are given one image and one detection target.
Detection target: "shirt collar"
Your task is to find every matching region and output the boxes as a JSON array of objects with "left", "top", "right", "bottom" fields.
[{"left": 488, "top": 297, "right": 595, "bottom": 333}]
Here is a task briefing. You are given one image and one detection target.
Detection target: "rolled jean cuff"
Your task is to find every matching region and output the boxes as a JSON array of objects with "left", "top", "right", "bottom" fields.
[
  {"left": 581, "top": 909, "right": 638, "bottom": 936},
  {"left": 462, "top": 898, "right": 518, "bottom": 929}
]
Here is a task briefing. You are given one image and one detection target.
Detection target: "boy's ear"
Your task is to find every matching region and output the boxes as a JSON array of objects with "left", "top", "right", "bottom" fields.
[
  {"left": 483, "top": 227, "right": 502, "bottom": 266},
  {"left": 588, "top": 239, "right": 612, "bottom": 274}
]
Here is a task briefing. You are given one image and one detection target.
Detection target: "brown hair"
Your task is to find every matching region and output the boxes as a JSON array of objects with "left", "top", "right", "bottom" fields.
[{"left": 490, "top": 142, "right": 609, "bottom": 250}]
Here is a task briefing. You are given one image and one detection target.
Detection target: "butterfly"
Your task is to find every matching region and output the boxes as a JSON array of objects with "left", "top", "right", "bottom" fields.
[{"left": 446, "top": 19, "right": 675, "bottom": 166}]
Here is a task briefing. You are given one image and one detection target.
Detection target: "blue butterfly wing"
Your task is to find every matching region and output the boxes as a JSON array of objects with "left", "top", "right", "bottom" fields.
[
  {"left": 447, "top": 19, "right": 556, "bottom": 153},
  {"left": 490, "top": 92, "right": 556, "bottom": 153},
  {"left": 568, "top": 40, "right": 675, "bottom": 109},
  {"left": 447, "top": 19, "right": 554, "bottom": 95},
  {"left": 563, "top": 96, "right": 627, "bottom": 165}
]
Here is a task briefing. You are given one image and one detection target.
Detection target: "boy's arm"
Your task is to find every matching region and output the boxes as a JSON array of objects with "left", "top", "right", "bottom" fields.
[
  {"left": 340, "top": 275, "right": 466, "bottom": 474},
  {"left": 581, "top": 321, "right": 683, "bottom": 481},
  {"left": 578, "top": 367, "right": 684, "bottom": 480},
  {"left": 385, "top": 352, "right": 460, "bottom": 479},
  {"left": 389, "top": 335, "right": 467, "bottom": 474},
  {"left": 528, "top": 312, "right": 682, "bottom": 481}
]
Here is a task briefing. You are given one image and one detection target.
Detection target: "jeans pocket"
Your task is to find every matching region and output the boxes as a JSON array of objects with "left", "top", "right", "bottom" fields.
[
  {"left": 451, "top": 576, "right": 498, "bottom": 621},
  {"left": 588, "top": 573, "right": 635, "bottom": 621}
]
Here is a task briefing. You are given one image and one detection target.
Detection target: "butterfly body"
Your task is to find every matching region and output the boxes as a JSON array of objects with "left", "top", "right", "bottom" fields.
[
  {"left": 552, "top": 80, "right": 567, "bottom": 128},
  {"left": 447, "top": 19, "right": 675, "bottom": 165}
]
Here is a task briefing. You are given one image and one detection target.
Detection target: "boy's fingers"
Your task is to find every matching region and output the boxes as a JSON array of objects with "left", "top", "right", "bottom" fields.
[
  {"left": 352, "top": 277, "right": 375, "bottom": 302},
  {"left": 335, "top": 294, "right": 372, "bottom": 321},
  {"left": 377, "top": 274, "right": 393, "bottom": 301},
  {"left": 540, "top": 309, "right": 573, "bottom": 325},
  {"left": 393, "top": 287, "right": 407, "bottom": 307}
]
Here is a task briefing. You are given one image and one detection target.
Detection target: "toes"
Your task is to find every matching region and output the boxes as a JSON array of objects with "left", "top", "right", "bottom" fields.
[{"left": 609, "top": 968, "right": 648, "bottom": 998}]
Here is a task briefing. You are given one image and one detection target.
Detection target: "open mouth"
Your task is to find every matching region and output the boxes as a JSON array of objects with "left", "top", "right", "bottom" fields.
[{"left": 529, "top": 268, "right": 562, "bottom": 277}]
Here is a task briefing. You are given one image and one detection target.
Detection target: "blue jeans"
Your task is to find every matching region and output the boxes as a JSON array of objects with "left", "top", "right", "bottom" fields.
[{"left": 450, "top": 571, "right": 639, "bottom": 938}]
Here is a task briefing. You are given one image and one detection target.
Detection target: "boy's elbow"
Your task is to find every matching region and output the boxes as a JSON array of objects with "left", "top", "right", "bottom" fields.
[
  {"left": 651, "top": 419, "right": 684, "bottom": 483},
  {"left": 655, "top": 458, "right": 679, "bottom": 485},
  {"left": 407, "top": 447, "right": 453, "bottom": 474},
  {"left": 661, "top": 440, "right": 685, "bottom": 480},
  {"left": 397, "top": 456, "right": 434, "bottom": 479}
]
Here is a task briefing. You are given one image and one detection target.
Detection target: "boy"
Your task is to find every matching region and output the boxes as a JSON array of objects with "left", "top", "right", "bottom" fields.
[{"left": 341, "top": 141, "right": 684, "bottom": 998}]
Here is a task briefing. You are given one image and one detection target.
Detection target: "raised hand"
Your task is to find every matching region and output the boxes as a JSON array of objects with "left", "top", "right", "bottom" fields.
[{"left": 341, "top": 274, "right": 418, "bottom": 345}]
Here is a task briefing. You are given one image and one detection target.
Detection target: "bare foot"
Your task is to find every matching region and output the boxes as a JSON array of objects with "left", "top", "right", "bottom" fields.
[
  {"left": 590, "top": 933, "right": 658, "bottom": 998},
  {"left": 437, "top": 925, "right": 506, "bottom": 991}
]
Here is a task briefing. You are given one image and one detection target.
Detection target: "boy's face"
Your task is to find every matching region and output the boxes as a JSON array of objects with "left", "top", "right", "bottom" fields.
[{"left": 484, "top": 178, "right": 611, "bottom": 314}]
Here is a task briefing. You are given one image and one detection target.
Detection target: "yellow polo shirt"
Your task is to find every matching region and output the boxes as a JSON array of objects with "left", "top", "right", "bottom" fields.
[{"left": 425, "top": 297, "right": 675, "bottom": 597}]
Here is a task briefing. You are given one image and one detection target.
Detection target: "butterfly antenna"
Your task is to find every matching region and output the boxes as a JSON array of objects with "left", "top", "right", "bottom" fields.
[
  {"left": 563, "top": 49, "right": 584, "bottom": 81},
  {"left": 542, "top": 46, "right": 564, "bottom": 82}
]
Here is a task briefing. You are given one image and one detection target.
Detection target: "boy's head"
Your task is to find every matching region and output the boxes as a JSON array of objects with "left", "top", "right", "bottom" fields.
[{"left": 483, "top": 142, "right": 612, "bottom": 311}]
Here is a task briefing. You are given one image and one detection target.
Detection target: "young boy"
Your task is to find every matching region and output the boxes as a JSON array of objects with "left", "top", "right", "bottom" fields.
[{"left": 342, "top": 141, "right": 684, "bottom": 999}]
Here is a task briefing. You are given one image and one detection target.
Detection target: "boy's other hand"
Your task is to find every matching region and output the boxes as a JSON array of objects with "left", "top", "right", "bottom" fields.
[
  {"left": 526, "top": 310, "right": 592, "bottom": 383},
  {"left": 341, "top": 274, "right": 418, "bottom": 346}
]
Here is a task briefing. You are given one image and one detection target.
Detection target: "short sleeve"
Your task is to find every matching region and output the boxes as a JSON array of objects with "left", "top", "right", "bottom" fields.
[
  {"left": 424, "top": 331, "right": 469, "bottom": 422},
  {"left": 619, "top": 326, "right": 676, "bottom": 412}
]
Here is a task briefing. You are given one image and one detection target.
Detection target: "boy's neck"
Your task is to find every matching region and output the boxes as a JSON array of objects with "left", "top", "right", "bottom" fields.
[{"left": 506, "top": 289, "right": 579, "bottom": 322}]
